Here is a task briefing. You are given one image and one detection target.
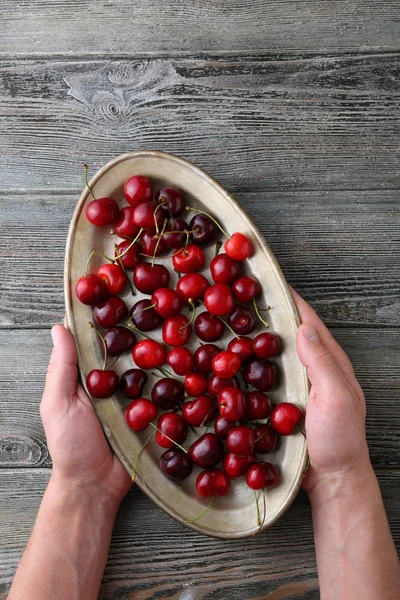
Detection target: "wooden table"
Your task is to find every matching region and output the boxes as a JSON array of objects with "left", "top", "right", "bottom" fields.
[{"left": 0, "top": 2, "right": 399, "bottom": 598}]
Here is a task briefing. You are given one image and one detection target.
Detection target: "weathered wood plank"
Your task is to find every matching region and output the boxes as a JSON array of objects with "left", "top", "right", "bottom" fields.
[
  {"left": 0, "top": 0, "right": 399, "bottom": 56},
  {"left": 0, "top": 328, "right": 399, "bottom": 469},
  {"left": 1, "top": 191, "right": 399, "bottom": 328},
  {"left": 0, "top": 55, "right": 399, "bottom": 192}
]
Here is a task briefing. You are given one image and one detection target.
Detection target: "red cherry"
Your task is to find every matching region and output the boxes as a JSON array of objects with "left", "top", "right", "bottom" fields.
[
  {"left": 151, "top": 288, "right": 183, "bottom": 318},
  {"left": 226, "top": 425, "right": 255, "bottom": 456},
  {"left": 253, "top": 424, "right": 277, "bottom": 453},
  {"left": 213, "top": 415, "right": 241, "bottom": 439},
  {"left": 227, "top": 336, "right": 254, "bottom": 362},
  {"left": 104, "top": 326, "right": 136, "bottom": 356},
  {"left": 155, "top": 187, "right": 185, "bottom": 217},
  {"left": 204, "top": 283, "right": 234, "bottom": 317},
  {"left": 162, "top": 315, "right": 191, "bottom": 347},
  {"left": 194, "top": 343, "right": 220, "bottom": 374},
  {"left": 120, "top": 369, "right": 148, "bottom": 399},
  {"left": 196, "top": 469, "right": 230, "bottom": 498},
  {"left": 223, "top": 452, "right": 255, "bottom": 479},
  {"left": 160, "top": 448, "right": 193, "bottom": 480},
  {"left": 115, "top": 240, "right": 141, "bottom": 270},
  {"left": 194, "top": 312, "right": 224, "bottom": 342},
  {"left": 97, "top": 263, "right": 127, "bottom": 295},
  {"left": 189, "top": 433, "right": 223, "bottom": 469},
  {"left": 93, "top": 297, "right": 128, "bottom": 328},
  {"left": 207, "top": 374, "right": 240, "bottom": 398},
  {"left": 132, "top": 339, "right": 166, "bottom": 369},
  {"left": 129, "top": 298, "right": 163, "bottom": 332},
  {"left": 225, "top": 232, "right": 252, "bottom": 261},
  {"left": 114, "top": 206, "right": 140, "bottom": 239},
  {"left": 125, "top": 398, "right": 157, "bottom": 431},
  {"left": 211, "top": 351, "right": 241, "bottom": 379},
  {"left": 86, "top": 369, "right": 119, "bottom": 398},
  {"left": 246, "top": 391, "right": 272, "bottom": 420},
  {"left": 232, "top": 276, "right": 261, "bottom": 303},
  {"left": 151, "top": 378, "right": 184, "bottom": 410},
  {"left": 210, "top": 253, "right": 240, "bottom": 284},
  {"left": 162, "top": 218, "right": 188, "bottom": 249},
  {"left": 124, "top": 175, "right": 153, "bottom": 207},
  {"left": 133, "top": 201, "right": 164, "bottom": 232},
  {"left": 227, "top": 305, "right": 256, "bottom": 335},
  {"left": 140, "top": 230, "right": 167, "bottom": 257},
  {"left": 243, "top": 359, "right": 277, "bottom": 392},
  {"left": 166, "top": 346, "right": 194, "bottom": 376},
  {"left": 217, "top": 388, "right": 247, "bottom": 421},
  {"left": 253, "top": 332, "right": 282, "bottom": 359},
  {"left": 133, "top": 263, "right": 170, "bottom": 295},
  {"left": 85, "top": 198, "right": 119, "bottom": 227},
  {"left": 189, "top": 214, "right": 217, "bottom": 245},
  {"left": 176, "top": 273, "right": 209, "bottom": 302},
  {"left": 182, "top": 394, "right": 217, "bottom": 427},
  {"left": 184, "top": 373, "right": 208, "bottom": 397},
  {"left": 76, "top": 274, "right": 107, "bottom": 305},
  {"left": 172, "top": 244, "right": 205, "bottom": 274},
  {"left": 246, "top": 462, "right": 279, "bottom": 490},
  {"left": 155, "top": 412, "right": 188, "bottom": 449},
  {"left": 270, "top": 402, "right": 303, "bottom": 435}
]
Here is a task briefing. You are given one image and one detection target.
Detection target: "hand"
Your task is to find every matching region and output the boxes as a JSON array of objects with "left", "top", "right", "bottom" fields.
[
  {"left": 292, "top": 289, "right": 370, "bottom": 500},
  {"left": 40, "top": 324, "right": 132, "bottom": 506}
]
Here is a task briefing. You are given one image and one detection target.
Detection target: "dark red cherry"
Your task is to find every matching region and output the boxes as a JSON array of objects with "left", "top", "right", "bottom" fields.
[
  {"left": 176, "top": 273, "right": 209, "bottom": 302},
  {"left": 114, "top": 206, "right": 140, "bottom": 239},
  {"left": 76, "top": 274, "right": 107, "bottom": 305},
  {"left": 115, "top": 240, "right": 141, "bottom": 270},
  {"left": 184, "top": 373, "right": 208, "bottom": 397},
  {"left": 155, "top": 187, "right": 185, "bottom": 217},
  {"left": 211, "top": 351, "right": 241, "bottom": 379},
  {"left": 189, "top": 433, "right": 223, "bottom": 469},
  {"left": 133, "top": 201, "right": 164, "bottom": 232},
  {"left": 94, "top": 297, "right": 128, "bottom": 328},
  {"left": 172, "top": 244, "right": 205, "bottom": 274},
  {"left": 162, "top": 218, "right": 188, "bottom": 249},
  {"left": 151, "top": 288, "right": 183, "bottom": 318},
  {"left": 151, "top": 378, "right": 184, "bottom": 410},
  {"left": 85, "top": 198, "right": 119, "bottom": 227},
  {"left": 227, "top": 305, "right": 256, "bottom": 335},
  {"left": 133, "top": 263, "right": 170, "bottom": 295},
  {"left": 214, "top": 415, "right": 241, "bottom": 439},
  {"left": 210, "top": 253, "right": 240, "bottom": 285},
  {"left": 227, "top": 336, "right": 254, "bottom": 363},
  {"left": 162, "top": 315, "right": 191, "bottom": 347},
  {"left": 227, "top": 425, "right": 255, "bottom": 456},
  {"left": 232, "top": 276, "right": 261, "bottom": 303},
  {"left": 204, "top": 283, "right": 234, "bottom": 317},
  {"left": 196, "top": 468, "right": 230, "bottom": 497},
  {"left": 86, "top": 369, "right": 119, "bottom": 398},
  {"left": 166, "top": 346, "right": 194, "bottom": 376},
  {"left": 124, "top": 175, "right": 153, "bottom": 207},
  {"left": 246, "top": 391, "right": 272, "bottom": 420},
  {"left": 97, "top": 263, "right": 127, "bottom": 295},
  {"left": 132, "top": 339, "right": 166, "bottom": 370},
  {"left": 120, "top": 369, "right": 148, "bottom": 399},
  {"left": 159, "top": 448, "right": 193, "bottom": 480},
  {"left": 140, "top": 230, "right": 167, "bottom": 257},
  {"left": 194, "top": 311, "right": 224, "bottom": 342},
  {"left": 104, "top": 326, "right": 136, "bottom": 356},
  {"left": 194, "top": 343, "right": 220, "bottom": 374},
  {"left": 125, "top": 398, "right": 157, "bottom": 432},
  {"left": 243, "top": 359, "right": 277, "bottom": 392},
  {"left": 129, "top": 299, "right": 163, "bottom": 332},
  {"left": 155, "top": 412, "right": 188, "bottom": 449},
  {"left": 217, "top": 387, "right": 247, "bottom": 421},
  {"left": 253, "top": 424, "right": 277, "bottom": 453},
  {"left": 225, "top": 232, "right": 252, "bottom": 261},
  {"left": 207, "top": 374, "right": 240, "bottom": 398},
  {"left": 182, "top": 394, "right": 217, "bottom": 427},
  {"left": 223, "top": 452, "right": 255, "bottom": 479},
  {"left": 189, "top": 214, "right": 217, "bottom": 245},
  {"left": 246, "top": 462, "right": 279, "bottom": 490},
  {"left": 253, "top": 332, "right": 282, "bottom": 359},
  {"left": 270, "top": 402, "right": 303, "bottom": 435}
]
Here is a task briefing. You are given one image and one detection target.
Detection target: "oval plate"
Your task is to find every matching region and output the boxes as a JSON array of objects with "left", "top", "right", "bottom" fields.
[{"left": 64, "top": 150, "right": 308, "bottom": 539}]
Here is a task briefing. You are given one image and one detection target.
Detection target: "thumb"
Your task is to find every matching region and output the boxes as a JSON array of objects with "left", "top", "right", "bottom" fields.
[
  {"left": 296, "top": 323, "right": 344, "bottom": 389},
  {"left": 42, "top": 325, "right": 79, "bottom": 412}
]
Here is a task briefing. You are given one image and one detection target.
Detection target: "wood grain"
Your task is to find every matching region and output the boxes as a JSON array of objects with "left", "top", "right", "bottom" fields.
[{"left": 0, "top": 55, "right": 399, "bottom": 192}]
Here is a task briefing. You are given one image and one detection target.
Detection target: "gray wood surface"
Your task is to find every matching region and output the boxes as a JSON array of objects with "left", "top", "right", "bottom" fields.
[{"left": 1, "top": 1, "right": 399, "bottom": 598}]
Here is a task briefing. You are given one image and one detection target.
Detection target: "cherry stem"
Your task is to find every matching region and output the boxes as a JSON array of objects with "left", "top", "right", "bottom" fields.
[
  {"left": 180, "top": 299, "right": 196, "bottom": 330},
  {"left": 88, "top": 321, "right": 107, "bottom": 371},
  {"left": 156, "top": 366, "right": 181, "bottom": 382},
  {"left": 186, "top": 496, "right": 214, "bottom": 524},
  {"left": 153, "top": 201, "right": 167, "bottom": 235},
  {"left": 254, "top": 490, "right": 261, "bottom": 527},
  {"left": 114, "top": 244, "right": 136, "bottom": 296},
  {"left": 152, "top": 219, "right": 168, "bottom": 268},
  {"left": 83, "top": 164, "right": 95, "bottom": 200},
  {"left": 130, "top": 303, "right": 157, "bottom": 320},
  {"left": 200, "top": 408, "right": 215, "bottom": 428},
  {"left": 218, "top": 316, "right": 239, "bottom": 339},
  {"left": 260, "top": 488, "right": 267, "bottom": 533},
  {"left": 106, "top": 354, "right": 120, "bottom": 370},
  {"left": 114, "top": 228, "right": 143, "bottom": 261},
  {"left": 253, "top": 298, "right": 269, "bottom": 328},
  {"left": 126, "top": 324, "right": 156, "bottom": 343},
  {"left": 298, "top": 427, "right": 307, "bottom": 439},
  {"left": 255, "top": 430, "right": 269, "bottom": 444},
  {"left": 215, "top": 241, "right": 222, "bottom": 256},
  {"left": 84, "top": 249, "right": 114, "bottom": 275},
  {"left": 148, "top": 422, "right": 187, "bottom": 453},
  {"left": 132, "top": 431, "right": 156, "bottom": 483},
  {"left": 185, "top": 206, "right": 230, "bottom": 239}
]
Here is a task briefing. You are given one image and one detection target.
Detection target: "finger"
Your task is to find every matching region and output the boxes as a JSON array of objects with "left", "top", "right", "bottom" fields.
[{"left": 42, "top": 325, "right": 78, "bottom": 411}]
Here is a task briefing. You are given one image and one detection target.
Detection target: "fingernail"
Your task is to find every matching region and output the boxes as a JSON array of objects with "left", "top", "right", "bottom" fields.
[
  {"left": 51, "top": 326, "right": 58, "bottom": 346},
  {"left": 303, "top": 324, "right": 319, "bottom": 342}
]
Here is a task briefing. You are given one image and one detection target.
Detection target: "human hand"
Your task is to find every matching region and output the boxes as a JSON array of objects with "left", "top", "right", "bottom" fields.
[{"left": 40, "top": 324, "right": 132, "bottom": 507}]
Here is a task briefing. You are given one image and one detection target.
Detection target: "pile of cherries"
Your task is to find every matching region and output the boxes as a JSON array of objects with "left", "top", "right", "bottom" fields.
[{"left": 76, "top": 169, "right": 304, "bottom": 528}]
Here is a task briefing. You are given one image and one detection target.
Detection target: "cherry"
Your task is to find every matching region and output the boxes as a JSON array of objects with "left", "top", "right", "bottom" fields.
[
  {"left": 162, "top": 218, "right": 188, "bottom": 248},
  {"left": 225, "top": 232, "right": 252, "bottom": 261},
  {"left": 151, "top": 288, "right": 183, "bottom": 318},
  {"left": 85, "top": 198, "right": 119, "bottom": 227},
  {"left": 211, "top": 351, "right": 241, "bottom": 379},
  {"left": 189, "top": 433, "right": 223, "bottom": 468},
  {"left": 86, "top": 369, "right": 119, "bottom": 398},
  {"left": 246, "top": 462, "right": 279, "bottom": 490},
  {"left": 232, "top": 276, "right": 261, "bottom": 304},
  {"left": 223, "top": 452, "right": 255, "bottom": 479},
  {"left": 172, "top": 244, "right": 205, "bottom": 274},
  {"left": 76, "top": 274, "right": 107, "bottom": 305},
  {"left": 120, "top": 369, "right": 148, "bottom": 399},
  {"left": 132, "top": 339, "right": 166, "bottom": 370},
  {"left": 140, "top": 230, "right": 167, "bottom": 257},
  {"left": 97, "top": 263, "right": 127, "bottom": 295},
  {"left": 129, "top": 299, "right": 163, "bottom": 332},
  {"left": 226, "top": 425, "right": 255, "bottom": 456},
  {"left": 253, "top": 332, "right": 282, "bottom": 359},
  {"left": 194, "top": 311, "right": 224, "bottom": 342},
  {"left": 227, "top": 305, "right": 256, "bottom": 335},
  {"left": 162, "top": 315, "right": 191, "bottom": 347},
  {"left": 133, "top": 201, "right": 164, "bottom": 232},
  {"left": 218, "top": 388, "right": 247, "bottom": 421},
  {"left": 243, "top": 359, "right": 277, "bottom": 391},
  {"left": 104, "top": 326, "right": 136, "bottom": 356},
  {"left": 114, "top": 206, "right": 140, "bottom": 239},
  {"left": 189, "top": 214, "right": 217, "bottom": 245},
  {"left": 194, "top": 343, "right": 220, "bottom": 374},
  {"left": 155, "top": 187, "right": 185, "bottom": 217},
  {"left": 210, "top": 253, "right": 240, "bottom": 285},
  {"left": 125, "top": 398, "right": 157, "bottom": 431},
  {"left": 151, "top": 378, "right": 184, "bottom": 410},
  {"left": 207, "top": 374, "right": 240, "bottom": 398},
  {"left": 246, "top": 391, "right": 272, "bottom": 420},
  {"left": 124, "top": 175, "right": 153, "bottom": 207},
  {"left": 176, "top": 273, "right": 209, "bottom": 302},
  {"left": 227, "top": 336, "right": 254, "bottom": 363},
  {"left": 204, "top": 283, "right": 234, "bottom": 316},
  {"left": 133, "top": 263, "right": 170, "bottom": 295},
  {"left": 182, "top": 394, "right": 217, "bottom": 427},
  {"left": 155, "top": 412, "right": 188, "bottom": 449},
  {"left": 213, "top": 415, "right": 241, "bottom": 439},
  {"left": 184, "top": 373, "right": 208, "bottom": 397},
  {"left": 166, "top": 346, "right": 194, "bottom": 376},
  {"left": 253, "top": 424, "right": 277, "bottom": 453},
  {"left": 160, "top": 448, "right": 193, "bottom": 480},
  {"left": 115, "top": 240, "right": 141, "bottom": 270},
  {"left": 94, "top": 296, "right": 128, "bottom": 328},
  {"left": 196, "top": 469, "right": 230, "bottom": 498},
  {"left": 270, "top": 402, "right": 303, "bottom": 435}
]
